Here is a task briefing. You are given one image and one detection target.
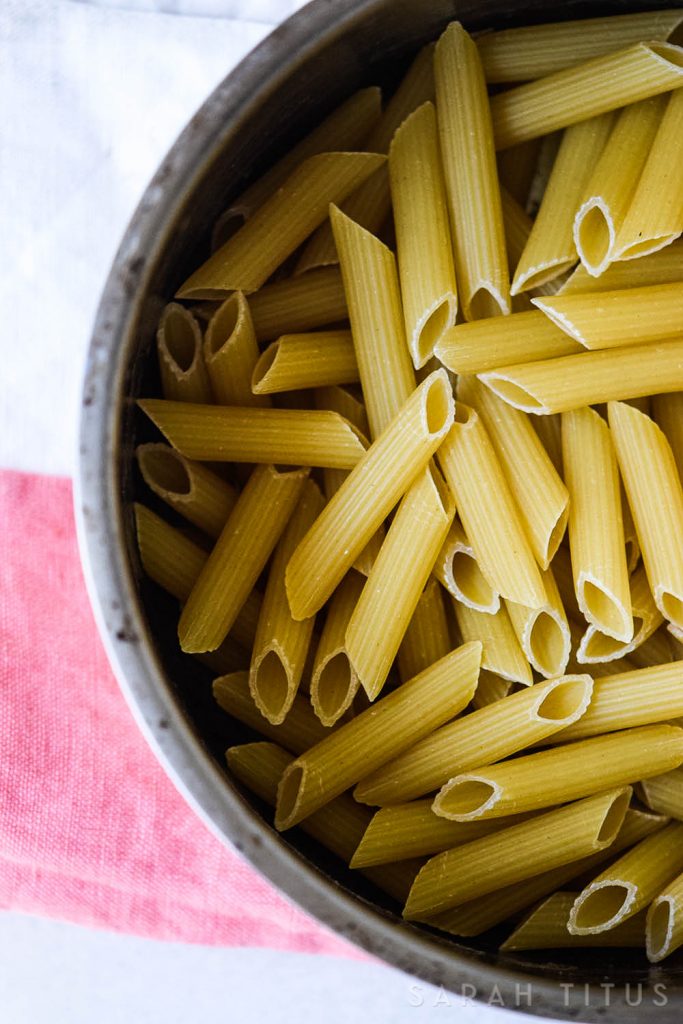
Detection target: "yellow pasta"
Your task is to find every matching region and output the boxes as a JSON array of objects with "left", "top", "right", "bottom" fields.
[
  {"left": 505, "top": 567, "right": 571, "bottom": 680},
  {"left": 497, "top": 140, "right": 541, "bottom": 210},
  {"left": 156, "top": 302, "right": 211, "bottom": 403},
  {"left": 501, "top": 893, "right": 646, "bottom": 951},
  {"left": 248, "top": 267, "right": 347, "bottom": 342},
  {"left": 490, "top": 42, "right": 683, "bottom": 151},
  {"left": 274, "top": 642, "right": 481, "bottom": 830},
  {"left": 434, "top": 520, "right": 500, "bottom": 614},
  {"left": 434, "top": 725, "right": 683, "bottom": 822},
  {"left": 561, "top": 238, "right": 683, "bottom": 295},
  {"left": 574, "top": 96, "right": 666, "bottom": 276},
  {"left": 479, "top": 338, "right": 683, "bottom": 415},
  {"left": 403, "top": 788, "right": 631, "bottom": 919},
  {"left": 285, "top": 370, "right": 454, "bottom": 620},
  {"left": 609, "top": 401, "right": 683, "bottom": 631},
  {"left": 354, "top": 674, "right": 592, "bottom": 807},
  {"left": 396, "top": 579, "right": 453, "bottom": 684},
  {"left": 569, "top": 822, "right": 683, "bottom": 935},
  {"left": 309, "top": 571, "right": 365, "bottom": 727},
  {"left": 138, "top": 400, "right": 366, "bottom": 469},
  {"left": 452, "top": 597, "right": 532, "bottom": 687},
  {"left": 435, "top": 310, "right": 581, "bottom": 375},
  {"left": 477, "top": 10, "right": 683, "bottom": 82},
  {"left": 388, "top": 101, "right": 457, "bottom": 367},
  {"left": 136, "top": 443, "right": 236, "bottom": 539},
  {"left": 647, "top": 869, "right": 683, "bottom": 962},
  {"left": 213, "top": 674, "right": 332, "bottom": 755},
  {"left": 176, "top": 152, "right": 384, "bottom": 298},
  {"left": 575, "top": 564, "right": 663, "bottom": 664},
  {"left": 437, "top": 404, "right": 546, "bottom": 608},
  {"left": 252, "top": 331, "right": 357, "bottom": 395},
  {"left": 512, "top": 113, "right": 614, "bottom": 294},
  {"left": 345, "top": 468, "right": 455, "bottom": 700},
  {"left": 203, "top": 292, "right": 269, "bottom": 406},
  {"left": 435, "top": 22, "right": 510, "bottom": 320},
  {"left": 330, "top": 206, "right": 416, "bottom": 439},
  {"left": 653, "top": 392, "right": 683, "bottom": 478},
  {"left": 639, "top": 767, "right": 683, "bottom": 821}
]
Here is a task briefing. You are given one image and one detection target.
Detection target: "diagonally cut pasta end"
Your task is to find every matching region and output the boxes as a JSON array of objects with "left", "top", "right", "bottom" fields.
[
  {"left": 251, "top": 340, "right": 281, "bottom": 394},
  {"left": 542, "top": 503, "right": 569, "bottom": 571},
  {"left": 249, "top": 644, "right": 297, "bottom": 726},
  {"left": 157, "top": 303, "right": 204, "bottom": 378},
  {"left": 574, "top": 197, "right": 616, "bottom": 278},
  {"left": 310, "top": 648, "right": 360, "bottom": 727},
  {"left": 578, "top": 572, "right": 634, "bottom": 644},
  {"left": 524, "top": 606, "right": 571, "bottom": 679},
  {"left": 477, "top": 372, "right": 549, "bottom": 415},
  {"left": 136, "top": 443, "right": 192, "bottom": 500},
  {"left": 656, "top": 586, "right": 683, "bottom": 631},
  {"left": 204, "top": 291, "right": 244, "bottom": 361},
  {"left": 411, "top": 294, "right": 458, "bottom": 369},
  {"left": 274, "top": 760, "right": 307, "bottom": 831},
  {"left": 647, "top": 895, "right": 676, "bottom": 962},
  {"left": 511, "top": 258, "right": 577, "bottom": 297},
  {"left": 420, "top": 368, "right": 456, "bottom": 439},
  {"left": 531, "top": 296, "right": 586, "bottom": 345},
  {"left": 432, "top": 775, "right": 502, "bottom": 821},
  {"left": 465, "top": 283, "right": 511, "bottom": 322},
  {"left": 568, "top": 880, "right": 638, "bottom": 935},
  {"left": 531, "top": 674, "right": 594, "bottom": 727}
]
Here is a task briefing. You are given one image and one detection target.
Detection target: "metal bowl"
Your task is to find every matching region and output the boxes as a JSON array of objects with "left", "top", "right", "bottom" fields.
[{"left": 77, "top": 0, "right": 683, "bottom": 1017}]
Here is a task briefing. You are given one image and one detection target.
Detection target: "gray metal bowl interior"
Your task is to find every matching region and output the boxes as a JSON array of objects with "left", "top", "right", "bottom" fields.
[{"left": 78, "top": 0, "right": 683, "bottom": 1018}]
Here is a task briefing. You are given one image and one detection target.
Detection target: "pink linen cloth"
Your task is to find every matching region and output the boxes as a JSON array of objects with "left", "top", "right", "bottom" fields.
[{"left": 0, "top": 468, "right": 361, "bottom": 956}]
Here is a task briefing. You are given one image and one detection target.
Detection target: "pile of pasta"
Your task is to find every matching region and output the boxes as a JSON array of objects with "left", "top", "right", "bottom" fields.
[{"left": 134, "top": 12, "right": 683, "bottom": 962}]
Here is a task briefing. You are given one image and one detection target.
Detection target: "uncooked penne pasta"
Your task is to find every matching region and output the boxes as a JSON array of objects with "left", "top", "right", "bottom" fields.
[
  {"left": 460, "top": 375, "right": 568, "bottom": 568},
  {"left": 490, "top": 42, "right": 683, "bottom": 151},
  {"left": 354, "top": 674, "right": 592, "bottom": 807},
  {"left": 213, "top": 673, "right": 332, "bottom": 754},
  {"left": 134, "top": 502, "right": 208, "bottom": 604},
  {"left": 500, "top": 186, "right": 533, "bottom": 277},
  {"left": 156, "top": 303, "right": 211, "bottom": 403},
  {"left": 647, "top": 870, "right": 683, "bottom": 962},
  {"left": 136, "top": 443, "right": 236, "bottom": 539},
  {"left": 501, "top": 893, "right": 646, "bottom": 950},
  {"left": 389, "top": 101, "right": 457, "bottom": 367},
  {"left": 138, "top": 400, "right": 366, "bottom": 469},
  {"left": 330, "top": 206, "right": 416, "bottom": 439},
  {"left": 512, "top": 112, "right": 614, "bottom": 294},
  {"left": 178, "top": 465, "right": 308, "bottom": 653},
  {"left": 471, "top": 671, "right": 514, "bottom": 709},
  {"left": 477, "top": 10, "right": 683, "bottom": 82},
  {"left": 252, "top": 331, "right": 357, "bottom": 394},
  {"left": 345, "top": 468, "right": 455, "bottom": 700},
  {"left": 609, "top": 401, "right": 683, "bottom": 631},
  {"left": 452, "top": 598, "right": 532, "bottom": 686},
  {"left": 569, "top": 822, "right": 683, "bottom": 935},
  {"left": 396, "top": 579, "right": 453, "bottom": 683},
  {"left": 562, "top": 406, "right": 632, "bottom": 642},
  {"left": 434, "top": 725, "right": 683, "bottom": 822},
  {"left": 505, "top": 567, "right": 571, "bottom": 679},
  {"left": 274, "top": 643, "right": 481, "bottom": 830},
  {"left": 573, "top": 96, "right": 665, "bottom": 276},
  {"left": 435, "top": 310, "right": 581, "bottom": 375},
  {"left": 613, "top": 87, "right": 683, "bottom": 261},
  {"left": 248, "top": 268, "right": 347, "bottom": 342},
  {"left": 403, "top": 788, "right": 631, "bottom": 919},
  {"left": 437, "top": 404, "right": 546, "bottom": 608},
  {"left": 560, "top": 239, "right": 683, "bottom": 295},
  {"left": 309, "top": 571, "right": 365, "bottom": 727},
  {"left": 533, "top": 285, "right": 683, "bottom": 350},
  {"left": 640, "top": 767, "right": 683, "bottom": 821},
  {"left": 479, "top": 338, "right": 683, "bottom": 415},
  {"left": 285, "top": 370, "right": 454, "bottom": 620},
  {"left": 177, "top": 152, "right": 384, "bottom": 298},
  {"left": 203, "top": 292, "right": 268, "bottom": 407},
  {"left": 433, "top": 521, "right": 500, "bottom": 614},
  {"left": 249, "top": 481, "right": 324, "bottom": 724},
  {"left": 653, "top": 393, "right": 683, "bottom": 479}
]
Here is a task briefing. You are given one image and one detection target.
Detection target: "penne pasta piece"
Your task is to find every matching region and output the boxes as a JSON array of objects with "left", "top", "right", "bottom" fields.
[
  {"left": 497, "top": 139, "right": 542, "bottom": 209},
  {"left": 639, "top": 767, "right": 683, "bottom": 821},
  {"left": 248, "top": 267, "right": 347, "bottom": 342},
  {"left": 285, "top": 370, "right": 454, "bottom": 620},
  {"left": 435, "top": 310, "right": 581, "bottom": 375},
  {"left": 562, "top": 407, "right": 632, "bottom": 642},
  {"left": 354, "top": 673, "right": 592, "bottom": 807},
  {"left": 156, "top": 303, "right": 211, "bottom": 403},
  {"left": 389, "top": 101, "right": 457, "bottom": 367},
  {"left": 471, "top": 671, "right": 515, "bottom": 709},
  {"left": 460, "top": 376, "right": 568, "bottom": 568},
  {"left": 479, "top": 338, "right": 683, "bottom": 415},
  {"left": 501, "top": 893, "right": 646, "bottom": 951},
  {"left": 569, "top": 822, "right": 683, "bottom": 935},
  {"left": 330, "top": 206, "right": 416, "bottom": 439},
  {"left": 500, "top": 186, "right": 533, "bottom": 279},
  {"left": 403, "top": 788, "right": 631, "bottom": 919},
  {"left": 452, "top": 597, "right": 532, "bottom": 686},
  {"left": 576, "top": 568, "right": 664, "bottom": 665},
  {"left": 176, "top": 152, "right": 384, "bottom": 298},
  {"left": 138, "top": 400, "right": 366, "bottom": 470},
  {"left": 435, "top": 22, "right": 510, "bottom": 320},
  {"left": 434, "top": 725, "right": 683, "bottom": 822},
  {"left": 345, "top": 468, "right": 455, "bottom": 700},
  {"left": 505, "top": 567, "right": 571, "bottom": 679},
  {"left": 609, "top": 401, "right": 683, "bottom": 631},
  {"left": 622, "top": 490, "right": 641, "bottom": 575},
  {"left": 652, "top": 392, "right": 683, "bottom": 478},
  {"left": 309, "top": 571, "right": 365, "bottom": 727},
  {"left": 533, "top": 285, "right": 683, "bottom": 349},
  {"left": 613, "top": 88, "right": 683, "bottom": 261},
  {"left": 396, "top": 579, "right": 453, "bottom": 683},
  {"left": 531, "top": 413, "right": 563, "bottom": 475},
  {"left": 429, "top": 807, "right": 666, "bottom": 936},
  {"left": 490, "top": 42, "right": 683, "bottom": 151},
  {"left": 136, "top": 443, "right": 237, "bottom": 539},
  {"left": 512, "top": 113, "right": 614, "bottom": 294},
  {"left": 249, "top": 481, "right": 325, "bottom": 724},
  {"left": 203, "top": 292, "right": 269, "bottom": 406},
  {"left": 213, "top": 673, "right": 333, "bottom": 754},
  {"left": 477, "top": 10, "right": 683, "bottom": 83},
  {"left": 647, "top": 869, "right": 683, "bottom": 962},
  {"left": 433, "top": 521, "right": 500, "bottom": 614},
  {"left": 561, "top": 238, "right": 683, "bottom": 295},
  {"left": 437, "top": 404, "right": 546, "bottom": 608},
  {"left": 252, "top": 331, "right": 357, "bottom": 394},
  {"left": 574, "top": 97, "right": 666, "bottom": 276},
  {"left": 274, "top": 643, "right": 481, "bottom": 830},
  {"left": 178, "top": 465, "right": 308, "bottom": 653}
]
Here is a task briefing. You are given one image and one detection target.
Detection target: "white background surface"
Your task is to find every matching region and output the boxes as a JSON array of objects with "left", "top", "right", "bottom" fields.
[{"left": 0, "top": 2, "right": 544, "bottom": 1020}]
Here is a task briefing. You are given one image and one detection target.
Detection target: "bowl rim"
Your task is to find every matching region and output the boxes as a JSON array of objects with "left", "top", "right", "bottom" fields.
[{"left": 75, "top": 0, "right": 682, "bottom": 1017}]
